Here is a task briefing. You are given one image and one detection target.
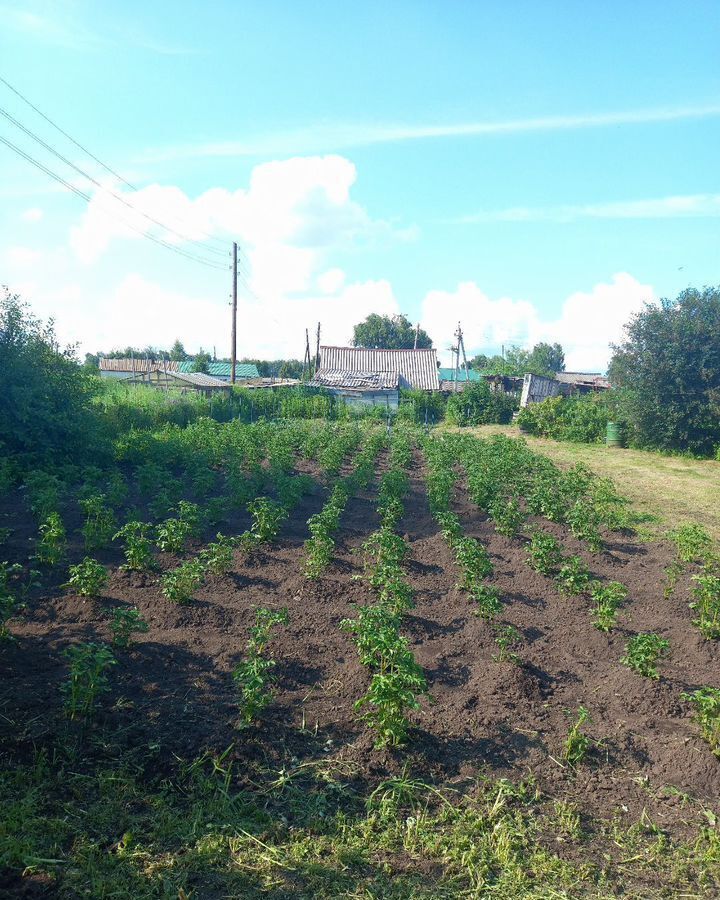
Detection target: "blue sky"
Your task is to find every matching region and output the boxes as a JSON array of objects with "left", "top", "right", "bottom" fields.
[{"left": 2, "top": 0, "right": 719, "bottom": 368}]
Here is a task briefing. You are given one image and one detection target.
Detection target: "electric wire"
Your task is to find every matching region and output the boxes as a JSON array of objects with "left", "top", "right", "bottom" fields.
[
  {"left": 0, "top": 133, "right": 228, "bottom": 270},
  {"left": 0, "top": 72, "right": 230, "bottom": 251}
]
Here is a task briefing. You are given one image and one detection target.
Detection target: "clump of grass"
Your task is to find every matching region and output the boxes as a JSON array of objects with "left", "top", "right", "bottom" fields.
[
  {"left": 563, "top": 706, "right": 591, "bottom": 766},
  {"left": 621, "top": 633, "right": 669, "bottom": 679}
]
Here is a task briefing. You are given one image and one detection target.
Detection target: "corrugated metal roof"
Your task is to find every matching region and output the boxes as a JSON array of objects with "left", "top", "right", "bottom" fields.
[
  {"left": 438, "top": 366, "right": 482, "bottom": 382},
  {"left": 318, "top": 346, "right": 439, "bottom": 390},
  {"left": 310, "top": 369, "right": 400, "bottom": 390},
  {"left": 555, "top": 372, "right": 610, "bottom": 389},
  {"left": 99, "top": 358, "right": 180, "bottom": 372},
  {"left": 177, "top": 361, "right": 259, "bottom": 378},
  {"left": 123, "top": 368, "right": 231, "bottom": 388}
]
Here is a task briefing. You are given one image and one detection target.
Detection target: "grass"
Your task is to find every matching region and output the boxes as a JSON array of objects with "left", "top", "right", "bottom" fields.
[
  {"left": 2, "top": 740, "right": 719, "bottom": 898},
  {"left": 462, "top": 425, "right": 720, "bottom": 541}
]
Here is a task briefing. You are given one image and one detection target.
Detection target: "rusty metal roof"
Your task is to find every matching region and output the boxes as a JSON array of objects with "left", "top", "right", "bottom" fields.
[
  {"left": 310, "top": 369, "right": 400, "bottom": 390},
  {"left": 317, "top": 346, "right": 439, "bottom": 390},
  {"left": 555, "top": 372, "right": 610, "bottom": 389},
  {"left": 99, "top": 358, "right": 180, "bottom": 372}
]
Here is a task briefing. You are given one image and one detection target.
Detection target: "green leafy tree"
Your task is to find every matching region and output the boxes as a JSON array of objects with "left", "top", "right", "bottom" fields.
[
  {"left": 527, "top": 342, "right": 565, "bottom": 375},
  {"left": 609, "top": 286, "right": 720, "bottom": 455},
  {"left": 190, "top": 349, "right": 211, "bottom": 373},
  {"left": 170, "top": 339, "right": 189, "bottom": 361},
  {"left": 0, "top": 290, "right": 107, "bottom": 469},
  {"left": 352, "top": 314, "right": 432, "bottom": 349}
]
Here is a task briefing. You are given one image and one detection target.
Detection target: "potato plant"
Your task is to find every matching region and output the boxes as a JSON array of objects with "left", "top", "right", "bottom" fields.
[
  {"left": 161, "top": 558, "right": 206, "bottom": 604},
  {"left": 80, "top": 494, "right": 116, "bottom": 552},
  {"left": 590, "top": 580, "right": 628, "bottom": 632},
  {"left": 62, "top": 642, "right": 116, "bottom": 721},
  {"left": 556, "top": 555, "right": 591, "bottom": 596},
  {"left": 110, "top": 607, "right": 149, "bottom": 649},
  {"left": 233, "top": 607, "right": 289, "bottom": 727},
  {"left": 201, "top": 534, "right": 238, "bottom": 576},
  {"left": 34, "top": 512, "right": 66, "bottom": 566},
  {"left": 689, "top": 573, "right": 720, "bottom": 639},
  {"left": 114, "top": 521, "right": 155, "bottom": 571},
  {"left": 65, "top": 557, "right": 108, "bottom": 598},
  {"left": 0, "top": 561, "right": 23, "bottom": 640},
  {"left": 681, "top": 687, "right": 720, "bottom": 757},
  {"left": 621, "top": 634, "right": 669, "bottom": 679},
  {"left": 155, "top": 516, "right": 192, "bottom": 554},
  {"left": 526, "top": 529, "right": 563, "bottom": 576},
  {"left": 492, "top": 623, "right": 522, "bottom": 663}
]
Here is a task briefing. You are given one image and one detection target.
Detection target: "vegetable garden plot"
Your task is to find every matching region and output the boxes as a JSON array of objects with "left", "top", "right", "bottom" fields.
[{"left": 1, "top": 424, "right": 720, "bottom": 897}]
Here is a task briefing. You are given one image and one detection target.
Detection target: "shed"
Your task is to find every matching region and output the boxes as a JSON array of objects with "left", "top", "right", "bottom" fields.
[
  {"left": 310, "top": 346, "right": 439, "bottom": 409},
  {"left": 121, "top": 368, "right": 232, "bottom": 397},
  {"left": 177, "top": 361, "right": 259, "bottom": 381}
]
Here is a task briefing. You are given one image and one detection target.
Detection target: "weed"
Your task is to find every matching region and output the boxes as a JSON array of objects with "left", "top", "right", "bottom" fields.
[
  {"left": 110, "top": 607, "right": 149, "bottom": 649},
  {"left": 681, "top": 688, "right": 720, "bottom": 757},
  {"left": 233, "top": 607, "right": 288, "bottom": 727},
  {"left": 161, "top": 558, "right": 206, "bottom": 604},
  {"left": 62, "top": 642, "right": 116, "bottom": 720},
  {"left": 114, "top": 521, "right": 155, "bottom": 570},
  {"left": 563, "top": 706, "right": 591, "bottom": 766},
  {"left": 622, "top": 633, "right": 670, "bottom": 679},
  {"left": 64, "top": 557, "right": 108, "bottom": 598},
  {"left": 34, "top": 512, "right": 66, "bottom": 566},
  {"left": 492, "top": 623, "right": 522, "bottom": 663}
]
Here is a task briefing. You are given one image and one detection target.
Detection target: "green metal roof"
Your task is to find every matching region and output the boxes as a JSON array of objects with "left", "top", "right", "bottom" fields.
[
  {"left": 438, "top": 367, "right": 482, "bottom": 382},
  {"left": 178, "top": 361, "right": 259, "bottom": 378}
]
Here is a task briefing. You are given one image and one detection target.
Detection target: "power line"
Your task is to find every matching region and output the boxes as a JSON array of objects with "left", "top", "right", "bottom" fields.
[
  {"left": 0, "top": 103, "right": 230, "bottom": 262},
  {"left": 0, "top": 132, "right": 228, "bottom": 270},
  {"left": 0, "top": 72, "right": 232, "bottom": 252}
]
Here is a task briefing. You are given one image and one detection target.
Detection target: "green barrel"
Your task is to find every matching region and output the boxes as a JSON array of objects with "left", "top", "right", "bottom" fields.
[{"left": 606, "top": 422, "right": 623, "bottom": 448}]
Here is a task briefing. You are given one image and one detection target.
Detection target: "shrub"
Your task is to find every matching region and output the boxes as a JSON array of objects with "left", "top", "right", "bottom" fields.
[
  {"left": 446, "top": 381, "right": 517, "bottom": 427},
  {"left": 517, "top": 394, "right": 614, "bottom": 444}
]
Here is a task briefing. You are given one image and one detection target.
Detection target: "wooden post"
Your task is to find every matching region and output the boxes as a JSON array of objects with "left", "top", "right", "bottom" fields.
[
  {"left": 230, "top": 241, "right": 237, "bottom": 384},
  {"left": 315, "top": 322, "right": 321, "bottom": 374}
]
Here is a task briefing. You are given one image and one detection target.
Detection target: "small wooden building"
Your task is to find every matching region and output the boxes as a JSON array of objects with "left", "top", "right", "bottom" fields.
[
  {"left": 121, "top": 368, "right": 232, "bottom": 397},
  {"left": 310, "top": 346, "right": 439, "bottom": 409}
]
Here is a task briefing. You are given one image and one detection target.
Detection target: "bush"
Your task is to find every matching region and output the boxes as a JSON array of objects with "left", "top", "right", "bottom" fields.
[
  {"left": 397, "top": 389, "right": 447, "bottom": 424},
  {"left": 516, "top": 394, "right": 614, "bottom": 443},
  {"left": 445, "top": 381, "right": 517, "bottom": 427},
  {"left": 0, "top": 290, "right": 110, "bottom": 471}
]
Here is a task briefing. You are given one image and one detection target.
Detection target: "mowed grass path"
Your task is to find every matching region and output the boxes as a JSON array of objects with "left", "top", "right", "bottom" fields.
[{"left": 458, "top": 424, "right": 720, "bottom": 541}]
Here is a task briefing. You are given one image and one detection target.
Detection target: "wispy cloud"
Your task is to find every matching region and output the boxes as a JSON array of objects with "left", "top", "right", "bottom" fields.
[
  {"left": 0, "top": 4, "right": 194, "bottom": 54},
  {"left": 140, "top": 103, "right": 720, "bottom": 162},
  {"left": 450, "top": 193, "right": 720, "bottom": 224}
]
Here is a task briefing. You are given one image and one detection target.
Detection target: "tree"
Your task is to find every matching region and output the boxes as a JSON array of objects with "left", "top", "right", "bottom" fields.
[
  {"left": 352, "top": 314, "right": 432, "bottom": 349},
  {"left": 468, "top": 353, "right": 490, "bottom": 370},
  {"left": 526, "top": 342, "right": 565, "bottom": 376},
  {"left": 170, "top": 339, "right": 189, "bottom": 361},
  {"left": 0, "top": 289, "right": 107, "bottom": 469},
  {"left": 608, "top": 286, "right": 720, "bottom": 456},
  {"left": 190, "top": 349, "right": 211, "bottom": 373}
]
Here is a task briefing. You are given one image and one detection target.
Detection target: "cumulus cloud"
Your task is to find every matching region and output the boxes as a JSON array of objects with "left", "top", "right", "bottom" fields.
[
  {"left": 5, "top": 246, "right": 42, "bottom": 267},
  {"left": 421, "top": 273, "right": 654, "bottom": 372}
]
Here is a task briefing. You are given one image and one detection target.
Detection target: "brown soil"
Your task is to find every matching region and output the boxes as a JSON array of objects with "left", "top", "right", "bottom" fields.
[{"left": 1, "top": 453, "right": 719, "bottom": 843}]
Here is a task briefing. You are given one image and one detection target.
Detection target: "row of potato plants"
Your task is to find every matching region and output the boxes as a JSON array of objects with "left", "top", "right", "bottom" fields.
[
  {"left": 302, "top": 428, "right": 387, "bottom": 578},
  {"left": 342, "top": 427, "right": 430, "bottom": 747}
]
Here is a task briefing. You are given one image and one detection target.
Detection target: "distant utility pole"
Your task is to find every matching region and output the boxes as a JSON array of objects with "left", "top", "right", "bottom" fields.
[
  {"left": 413, "top": 322, "right": 420, "bottom": 350},
  {"left": 230, "top": 241, "right": 238, "bottom": 384},
  {"left": 315, "top": 321, "right": 321, "bottom": 374},
  {"left": 456, "top": 322, "right": 470, "bottom": 382},
  {"left": 302, "top": 328, "right": 312, "bottom": 380}
]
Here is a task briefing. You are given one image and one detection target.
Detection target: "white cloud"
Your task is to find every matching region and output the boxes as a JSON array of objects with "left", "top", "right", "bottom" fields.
[
  {"left": 21, "top": 207, "right": 44, "bottom": 223},
  {"left": 317, "top": 268, "right": 346, "bottom": 294},
  {"left": 6, "top": 246, "right": 42, "bottom": 267},
  {"left": 421, "top": 273, "right": 654, "bottom": 372},
  {"left": 139, "top": 103, "right": 720, "bottom": 162},
  {"left": 69, "top": 155, "right": 395, "bottom": 298},
  {"left": 453, "top": 193, "right": 720, "bottom": 224}
]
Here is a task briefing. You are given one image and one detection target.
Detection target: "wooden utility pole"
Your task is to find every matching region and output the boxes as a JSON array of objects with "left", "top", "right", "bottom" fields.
[
  {"left": 315, "top": 322, "right": 321, "bottom": 374},
  {"left": 457, "top": 322, "right": 470, "bottom": 382},
  {"left": 413, "top": 322, "right": 420, "bottom": 349},
  {"left": 230, "top": 241, "right": 238, "bottom": 384},
  {"left": 302, "top": 328, "right": 312, "bottom": 380}
]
